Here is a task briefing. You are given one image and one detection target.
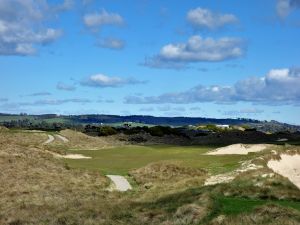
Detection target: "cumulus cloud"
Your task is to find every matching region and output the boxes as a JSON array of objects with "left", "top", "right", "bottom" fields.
[
  {"left": 139, "top": 107, "right": 154, "bottom": 112},
  {"left": 105, "top": 99, "right": 115, "bottom": 103},
  {"left": 82, "top": 9, "right": 126, "bottom": 50},
  {"left": 142, "top": 35, "right": 245, "bottom": 69},
  {"left": 276, "top": 0, "right": 300, "bottom": 18},
  {"left": 54, "top": 0, "right": 74, "bottom": 11},
  {"left": 0, "top": 0, "right": 67, "bottom": 56},
  {"left": 157, "top": 105, "right": 186, "bottom": 112},
  {"left": 190, "top": 106, "right": 202, "bottom": 111},
  {"left": 26, "top": 92, "right": 52, "bottom": 97},
  {"left": 81, "top": 74, "right": 145, "bottom": 88},
  {"left": 83, "top": 9, "right": 124, "bottom": 31},
  {"left": 125, "top": 68, "right": 300, "bottom": 106},
  {"left": 21, "top": 98, "right": 91, "bottom": 106},
  {"left": 96, "top": 37, "right": 125, "bottom": 50},
  {"left": 187, "top": 7, "right": 238, "bottom": 30},
  {"left": 0, "top": 98, "right": 8, "bottom": 102},
  {"left": 56, "top": 82, "right": 76, "bottom": 91},
  {"left": 223, "top": 108, "right": 264, "bottom": 116}
]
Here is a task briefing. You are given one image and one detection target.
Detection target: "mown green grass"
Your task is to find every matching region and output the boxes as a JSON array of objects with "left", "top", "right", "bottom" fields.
[
  {"left": 214, "top": 196, "right": 300, "bottom": 215},
  {"left": 63, "top": 145, "right": 253, "bottom": 175}
]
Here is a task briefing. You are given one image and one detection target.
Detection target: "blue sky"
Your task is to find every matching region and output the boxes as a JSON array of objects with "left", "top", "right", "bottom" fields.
[{"left": 0, "top": 0, "right": 300, "bottom": 124}]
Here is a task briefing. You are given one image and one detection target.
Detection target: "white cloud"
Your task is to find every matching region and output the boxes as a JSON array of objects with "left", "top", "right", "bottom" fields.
[
  {"left": 97, "top": 37, "right": 125, "bottom": 50},
  {"left": 83, "top": 9, "right": 124, "bottom": 30},
  {"left": 22, "top": 98, "right": 91, "bottom": 106},
  {"left": 187, "top": 7, "right": 238, "bottom": 30},
  {"left": 0, "top": 0, "right": 66, "bottom": 56},
  {"left": 82, "top": 9, "right": 125, "bottom": 50},
  {"left": 190, "top": 106, "right": 202, "bottom": 111},
  {"left": 56, "top": 82, "right": 76, "bottom": 91},
  {"left": 125, "top": 68, "right": 300, "bottom": 105},
  {"left": 0, "top": 98, "right": 8, "bottom": 102},
  {"left": 157, "top": 105, "right": 185, "bottom": 112},
  {"left": 143, "top": 35, "right": 245, "bottom": 69},
  {"left": 223, "top": 108, "right": 264, "bottom": 116},
  {"left": 26, "top": 92, "right": 52, "bottom": 97},
  {"left": 276, "top": 0, "right": 300, "bottom": 18},
  {"left": 81, "top": 74, "right": 145, "bottom": 88},
  {"left": 139, "top": 107, "right": 154, "bottom": 112},
  {"left": 54, "top": 0, "right": 74, "bottom": 11}
]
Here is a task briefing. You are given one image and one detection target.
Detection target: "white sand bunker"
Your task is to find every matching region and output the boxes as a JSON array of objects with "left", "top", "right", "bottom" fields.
[
  {"left": 206, "top": 144, "right": 269, "bottom": 155},
  {"left": 54, "top": 154, "right": 92, "bottom": 159},
  {"left": 267, "top": 154, "right": 300, "bottom": 189},
  {"left": 106, "top": 175, "right": 132, "bottom": 192},
  {"left": 276, "top": 138, "right": 288, "bottom": 142}
]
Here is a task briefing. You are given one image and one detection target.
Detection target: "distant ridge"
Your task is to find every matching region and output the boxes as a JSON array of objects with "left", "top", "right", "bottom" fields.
[{"left": 0, "top": 113, "right": 299, "bottom": 132}]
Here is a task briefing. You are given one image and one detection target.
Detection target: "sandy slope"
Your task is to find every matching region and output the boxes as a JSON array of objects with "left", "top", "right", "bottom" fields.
[
  {"left": 106, "top": 175, "right": 132, "bottom": 192},
  {"left": 267, "top": 154, "right": 300, "bottom": 189},
  {"left": 44, "top": 135, "right": 55, "bottom": 144},
  {"left": 55, "top": 134, "right": 69, "bottom": 143},
  {"left": 206, "top": 144, "right": 269, "bottom": 155},
  {"left": 204, "top": 161, "right": 263, "bottom": 186}
]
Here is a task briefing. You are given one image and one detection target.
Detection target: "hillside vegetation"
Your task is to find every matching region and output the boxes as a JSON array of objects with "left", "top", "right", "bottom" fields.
[{"left": 1, "top": 128, "right": 300, "bottom": 225}]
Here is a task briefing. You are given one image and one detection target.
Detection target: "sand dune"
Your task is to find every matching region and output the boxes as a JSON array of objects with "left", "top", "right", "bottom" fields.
[
  {"left": 55, "top": 134, "right": 69, "bottom": 143},
  {"left": 206, "top": 144, "right": 269, "bottom": 155},
  {"left": 267, "top": 154, "right": 300, "bottom": 189}
]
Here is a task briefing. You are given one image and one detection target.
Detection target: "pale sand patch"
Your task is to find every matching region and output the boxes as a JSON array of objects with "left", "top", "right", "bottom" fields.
[
  {"left": 276, "top": 138, "right": 288, "bottom": 142},
  {"left": 55, "top": 134, "right": 69, "bottom": 143},
  {"left": 204, "top": 173, "right": 235, "bottom": 186},
  {"left": 57, "top": 154, "right": 91, "bottom": 159},
  {"left": 22, "top": 130, "right": 46, "bottom": 133},
  {"left": 43, "top": 135, "right": 55, "bottom": 144},
  {"left": 204, "top": 161, "right": 263, "bottom": 186},
  {"left": 267, "top": 154, "right": 300, "bottom": 189},
  {"left": 206, "top": 144, "right": 269, "bottom": 155},
  {"left": 106, "top": 175, "right": 132, "bottom": 192},
  {"left": 42, "top": 149, "right": 91, "bottom": 159}
]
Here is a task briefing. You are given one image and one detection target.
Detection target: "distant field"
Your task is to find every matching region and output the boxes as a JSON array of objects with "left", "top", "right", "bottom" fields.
[
  {"left": 0, "top": 115, "right": 72, "bottom": 124},
  {"left": 64, "top": 145, "right": 254, "bottom": 175},
  {"left": 105, "top": 122, "right": 155, "bottom": 127},
  {"left": 0, "top": 115, "right": 32, "bottom": 122}
]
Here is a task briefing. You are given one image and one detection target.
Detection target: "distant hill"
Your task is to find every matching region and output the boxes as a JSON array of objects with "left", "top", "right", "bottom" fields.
[{"left": 0, "top": 113, "right": 299, "bottom": 133}]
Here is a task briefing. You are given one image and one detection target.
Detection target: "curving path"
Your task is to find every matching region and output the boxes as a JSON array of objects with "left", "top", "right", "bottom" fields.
[
  {"left": 106, "top": 175, "right": 132, "bottom": 192},
  {"left": 55, "top": 134, "right": 69, "bottom": 143},
  {"left": 44, "top": 135, "right": 55, "bottom": 144}
]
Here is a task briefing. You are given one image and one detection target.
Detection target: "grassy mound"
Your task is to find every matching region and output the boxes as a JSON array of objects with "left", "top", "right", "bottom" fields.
[
  {"left": 59, "top": 129, "right": 123, "bottom": 149},
  {"left": 0, "top": 126, "right": 8, "bottom": 132},
  {"left": 0, "top": 131, "right": 109, "bottom": 225},
  {"left": 130, "top": 162, "right": 207, "bottom": 185},
  {"left": 210, "top": 204, "right": 300, "bottom": 225}
]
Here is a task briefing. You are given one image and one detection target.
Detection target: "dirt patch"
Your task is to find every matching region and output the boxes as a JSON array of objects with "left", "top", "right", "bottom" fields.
[
  {"left": 206, "top": 144, "right": 270, "bottom": 155},
  {"left": 267, "top": 154, "right": 300, "bottom": 189}
]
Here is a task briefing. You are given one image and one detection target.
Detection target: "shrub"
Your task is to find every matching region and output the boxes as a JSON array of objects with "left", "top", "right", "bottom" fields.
[{"left": 97, "top": 126, "right": 117, "bottom": 136}]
